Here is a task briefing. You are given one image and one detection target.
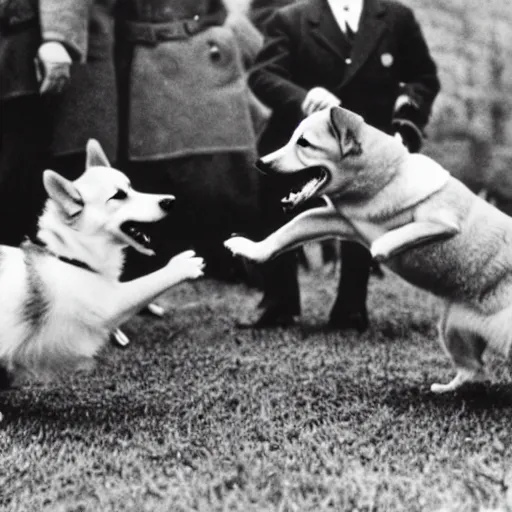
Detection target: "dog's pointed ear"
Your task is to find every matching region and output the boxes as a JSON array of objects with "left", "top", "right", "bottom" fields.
[
  {"left": 43, "top": 170, "right": 84, "bottom": 217},
  {"left": 329, "top": 106, "right": 346, "bottom": 142},
  {"left": 329, "top": 106, "right": 362, "bottom": 159},
  {"left": 86, "top": 139, "right": 111, "bottom": 168}
]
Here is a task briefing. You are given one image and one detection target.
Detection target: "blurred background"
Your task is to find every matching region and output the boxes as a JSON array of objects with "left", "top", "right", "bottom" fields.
[{"left": 396, "top": 0, "right": 512, "bottom": 213}]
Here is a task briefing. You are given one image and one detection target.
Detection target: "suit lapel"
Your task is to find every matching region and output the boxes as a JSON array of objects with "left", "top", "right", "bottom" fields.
[
  {"left": 340, "top": 0, "right": 388, "bottom": 86},
  {"left": 306, "top": 0, "right": 352, "bottom": 61}
]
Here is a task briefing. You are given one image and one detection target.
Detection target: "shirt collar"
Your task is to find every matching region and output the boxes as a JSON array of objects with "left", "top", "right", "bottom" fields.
[{"left": 326, "top": 0, "right": 364, "bottom": 32}]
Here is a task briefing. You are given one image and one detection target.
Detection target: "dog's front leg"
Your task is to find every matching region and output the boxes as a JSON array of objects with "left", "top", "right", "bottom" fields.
[
  {"left": 106, "top": 250, "right": 204, "bottom": 327},
  {"left": 225, "top": 201, "right": 359, "bottom": 262},
  {"left": 371, "top": 214, "right": 460, "bottom": 262}
]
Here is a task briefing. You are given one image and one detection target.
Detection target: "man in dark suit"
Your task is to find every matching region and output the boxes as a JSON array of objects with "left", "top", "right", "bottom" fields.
[
  {"left": 242, "top": 0, "right": 441, "bottom": 329},
  {"left": 249, "top": 0, "right": 296, "bottom": 30}
]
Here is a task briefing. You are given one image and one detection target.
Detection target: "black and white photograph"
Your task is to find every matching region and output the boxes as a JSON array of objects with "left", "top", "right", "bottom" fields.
[{"left": 1, "top": 0, "right": 512, "bottom": 510}]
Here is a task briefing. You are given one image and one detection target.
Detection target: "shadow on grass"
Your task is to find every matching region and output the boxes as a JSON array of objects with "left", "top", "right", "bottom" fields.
[
  {"left": 3, "top": 379, "right": 512, "bottom": 434},
  {"left": 0, "top": 387, "right": 172, "bottom": 438},
  {"left": 382, "top": 381, "right": 512, "bottom": 412},
  {"left": 296, "top": 320, "right": 436, "bottom": 343}
]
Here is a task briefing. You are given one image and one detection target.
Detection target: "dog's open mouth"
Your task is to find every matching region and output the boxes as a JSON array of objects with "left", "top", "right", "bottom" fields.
[
  {"left": 120, "top": 221, "right": 154, "bottom": 256},
  {"left": 281, "top": 166, "right": 329, "bottom": 209}
]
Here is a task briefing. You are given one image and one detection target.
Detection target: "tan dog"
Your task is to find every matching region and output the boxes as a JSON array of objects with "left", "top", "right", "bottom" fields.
[
  {"left": 0, "top": 140, "right": 204, "bottom": 387},
  {"left": 225, "top": 106, "right": 512, "bottom": 393}
]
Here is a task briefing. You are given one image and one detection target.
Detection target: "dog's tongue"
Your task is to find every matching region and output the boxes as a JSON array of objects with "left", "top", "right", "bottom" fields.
[{"left": 282, "top": 177, "right": 321, "bottom": 208}]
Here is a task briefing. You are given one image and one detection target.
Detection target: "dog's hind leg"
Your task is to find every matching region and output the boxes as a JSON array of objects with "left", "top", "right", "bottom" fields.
[
  {"left": 431, "top": 307, "right": 487, "bottom": 393},
  {"left": 430, "top": 367, "right": 484, "bottom": 393}
]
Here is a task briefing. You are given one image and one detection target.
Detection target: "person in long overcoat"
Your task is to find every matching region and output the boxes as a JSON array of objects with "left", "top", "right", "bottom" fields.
[
  {"left": 0, "top": 0, "right": 117, "bottom": 245},
  {"left": 115, "top": 0, "right": 267, "bottom": 282},
  {"left": 241, "top": 0, "right": 441, "bottom": 328},
  {"left": 41, "top": 0, "right": 118, "bottom": 173}
]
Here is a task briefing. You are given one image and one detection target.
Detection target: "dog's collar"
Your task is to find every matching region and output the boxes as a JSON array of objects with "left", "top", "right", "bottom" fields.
[{"left": 26, "top": 237, "right": 98, "bottom": 274}]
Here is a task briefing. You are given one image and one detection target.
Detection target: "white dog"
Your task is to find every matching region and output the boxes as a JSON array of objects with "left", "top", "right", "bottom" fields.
[{"left": 0, "top": 140, "right": 204, "bottom": 387}]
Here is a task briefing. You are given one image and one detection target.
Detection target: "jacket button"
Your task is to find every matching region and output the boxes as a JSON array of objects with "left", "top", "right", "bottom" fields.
[{"left": 345, "top": 58, "right": 352, "bottom": 65}]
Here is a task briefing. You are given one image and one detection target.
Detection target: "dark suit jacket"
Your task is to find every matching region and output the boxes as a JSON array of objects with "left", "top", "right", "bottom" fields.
[
  {"left": 249, "top": 0, "right": 296, "bottom": 31},
  {"left": 249, "top": 0, "right": 440, "bottom": 154}
]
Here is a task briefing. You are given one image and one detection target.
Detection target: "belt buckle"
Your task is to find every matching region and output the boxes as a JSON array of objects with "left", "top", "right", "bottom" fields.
[{"left": 139, "top": 24, "right": 157, "bottom": 45}]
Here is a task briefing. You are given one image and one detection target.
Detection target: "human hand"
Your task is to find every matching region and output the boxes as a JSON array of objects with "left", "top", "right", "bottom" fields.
[
  {"left": 301, "top": 87, "right": 341, "bottom": 117},
  {"left": 392, "top": 95, "right": 423, "bottom": 153},
  {"left": 394, "top": 94, "right": 412, "bottom": 112},
  {"left": 392, "top": 122, "right": 422, "bottom": 153},
  {"left": 36, "top": 42, "right": 72, "bottom": 95}
]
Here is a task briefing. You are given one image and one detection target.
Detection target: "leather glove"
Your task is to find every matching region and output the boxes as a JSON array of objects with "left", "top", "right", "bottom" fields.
[
  {"left": 392, "top": 118, "right": 423, "bottom": 153},
  {"left": 35, "top": 42, "right": 72, "bottom": 95},
  {"left": 391, "top": 95, "right": 424, "bottom": 153}
]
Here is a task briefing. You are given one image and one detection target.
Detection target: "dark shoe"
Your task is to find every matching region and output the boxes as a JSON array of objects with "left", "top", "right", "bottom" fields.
[
  {"left": 370, "top": 260, "right": 385, "bottom": 279},
  {"left": 237, "top": 306, "right": 298, "bottom": 328},
  {"left": 328, "top": 310, "right": 369, "bottom": 333}
]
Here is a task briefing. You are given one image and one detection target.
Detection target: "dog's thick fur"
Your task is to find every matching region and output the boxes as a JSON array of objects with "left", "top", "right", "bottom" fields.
[
  {"left": 225, "top": 106, "right": 512, "bottom": 393},
  {"left": 0, "top": 140, "right": 204, "bottom": 386}
]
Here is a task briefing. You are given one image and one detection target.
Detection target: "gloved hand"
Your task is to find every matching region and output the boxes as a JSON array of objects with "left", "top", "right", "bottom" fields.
[
  {"left": 35, "top": 41, "right": 72, "bottom": 95},
  {"left": 392, "top": 118, "right": 423, "bottom": 153},
  {"left": 391, "top": 95, "right": 424, "bottom": 153},
  {"left": 301, "top": 87, "right": 341, "bottom": 117}
]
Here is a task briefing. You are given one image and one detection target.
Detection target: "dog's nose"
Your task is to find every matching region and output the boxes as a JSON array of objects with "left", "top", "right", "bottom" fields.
[{"left": 159, "top": 197, "right": 175, "bottom": 212}]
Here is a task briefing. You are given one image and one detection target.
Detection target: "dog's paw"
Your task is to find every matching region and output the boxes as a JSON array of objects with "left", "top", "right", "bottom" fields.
[
  {"left": 430, "top": 382, "right": 448, "bottom": 394},
  {"left": 224, "top": 236, "right": 267, "bottom": 262},
  {"left": 370, "top": 240, "right": 389, "bottom": 262},
  {"left": 168, "top": 250, "right": 205, "bottom": 280}
]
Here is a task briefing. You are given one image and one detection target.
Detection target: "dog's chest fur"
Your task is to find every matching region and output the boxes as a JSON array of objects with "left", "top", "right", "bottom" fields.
[{"left": 0, "top": 244, "right": 114, "bottom": 384}]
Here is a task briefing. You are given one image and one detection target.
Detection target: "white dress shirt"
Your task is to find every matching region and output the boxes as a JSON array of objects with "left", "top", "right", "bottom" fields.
[{"left": 326, "top": 0, "right": 364, "bottom": 34}]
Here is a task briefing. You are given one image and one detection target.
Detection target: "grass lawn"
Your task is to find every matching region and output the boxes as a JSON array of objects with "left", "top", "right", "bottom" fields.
[{"left": 1, "top": 266, "right": 512, "bottom": 512}]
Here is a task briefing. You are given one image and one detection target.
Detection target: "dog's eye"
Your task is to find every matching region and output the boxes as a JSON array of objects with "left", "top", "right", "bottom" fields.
[
  {"left": 297, "top": 136, "right": 312, "bottom": 148},
  {"left": 111, "top": 190, "right": 128, "bottom": 200}
]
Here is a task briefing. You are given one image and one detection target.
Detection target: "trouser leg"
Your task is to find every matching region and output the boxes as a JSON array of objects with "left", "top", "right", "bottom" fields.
[
  {"left": 0, "top": 96, "right": 51, "bottom": 246},
  {"left": 121, "top": 153, "right": 263, "bottom": 283},
  {"left": 329, "top": 240, "right": 371, "bottom": 330},
  {"left": 242, "top": 173, "right": 301, "bottom": 322}
]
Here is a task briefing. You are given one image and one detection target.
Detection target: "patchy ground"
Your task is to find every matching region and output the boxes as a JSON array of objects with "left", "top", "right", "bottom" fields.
[{"left": 1, "top": 267, "right": 512, "bottom": 512}]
